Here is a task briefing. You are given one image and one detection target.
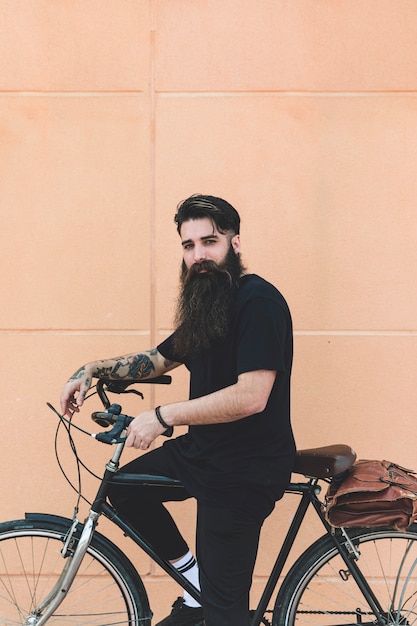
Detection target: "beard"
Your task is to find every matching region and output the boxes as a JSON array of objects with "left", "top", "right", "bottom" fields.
[{"left": 172, "top": 247, "right": 245, "bottom": 359}]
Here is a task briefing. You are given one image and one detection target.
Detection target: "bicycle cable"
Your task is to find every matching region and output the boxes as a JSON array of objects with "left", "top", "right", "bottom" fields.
[
  {"left": 53, "top": 415, "right": 85, "bottom": 508},
  {"left": 47, "top": 394, "right": 105, "bottom": 506}
]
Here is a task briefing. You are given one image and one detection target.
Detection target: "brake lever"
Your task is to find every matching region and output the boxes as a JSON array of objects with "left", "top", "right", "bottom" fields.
[
  {"left": 93, "top": 414, "right": 133, "bottom": 445},
  {"left": 120, "top": 389, "right": 144, "bottom": 400}
]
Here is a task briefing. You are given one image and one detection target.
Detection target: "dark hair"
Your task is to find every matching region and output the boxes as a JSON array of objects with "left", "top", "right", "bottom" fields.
[{"left": 174, "top": 194, "right": 240, "bottom": 235}]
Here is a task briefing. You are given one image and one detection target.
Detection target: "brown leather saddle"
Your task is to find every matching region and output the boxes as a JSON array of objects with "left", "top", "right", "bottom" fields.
[{"left": 294, "top": 444, "right": 356, "bottom": 479}]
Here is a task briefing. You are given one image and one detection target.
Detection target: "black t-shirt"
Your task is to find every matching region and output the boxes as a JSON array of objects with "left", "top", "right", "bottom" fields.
[{"left": 157, "top": 274, "right": 296, "bottom": 519}]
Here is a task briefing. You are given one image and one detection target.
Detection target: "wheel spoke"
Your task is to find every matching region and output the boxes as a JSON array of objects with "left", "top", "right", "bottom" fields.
[
  {"left": 0, "top": 520, "right": 148, "bottom": 625},
  {"left": 275, "top": 526, "right": 417, "bottom": 625}
]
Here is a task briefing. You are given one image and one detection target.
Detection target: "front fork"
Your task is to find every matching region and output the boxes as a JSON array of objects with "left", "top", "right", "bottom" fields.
[
  {"left": 25, "top": 511, "right": 99, "bottom": 626},
  {"left": 25, "top": 433, "right": 127, "bottom": 625}
]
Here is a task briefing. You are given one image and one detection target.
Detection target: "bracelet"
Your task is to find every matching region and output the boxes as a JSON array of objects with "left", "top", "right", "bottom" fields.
[{"left": 155, "top": 406, "right": 174, "bottom": 438}]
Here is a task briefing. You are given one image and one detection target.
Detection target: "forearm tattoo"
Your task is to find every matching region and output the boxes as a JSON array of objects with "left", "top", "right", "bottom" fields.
[
  {"left": 95, "top": 365, "right": 118, "bottom": 378},
  {"left": 101, "top": 352, "right": 155, "bottom": 380},
  {"left": 128, "top": 353, "right": 155, "bottom": 379},
  {"left": 68, "top": 351, "right": 158, "bottom": 384}
]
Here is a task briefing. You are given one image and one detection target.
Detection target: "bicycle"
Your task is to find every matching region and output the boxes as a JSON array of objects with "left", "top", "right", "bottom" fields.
[{"left": 1, "top": 377, "right": 417, "bottom": 625}]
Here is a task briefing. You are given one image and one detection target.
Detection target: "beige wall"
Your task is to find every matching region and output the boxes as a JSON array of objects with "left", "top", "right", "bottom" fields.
[{"left": 2, "top": 0, "right": 417, "bottom": 619}]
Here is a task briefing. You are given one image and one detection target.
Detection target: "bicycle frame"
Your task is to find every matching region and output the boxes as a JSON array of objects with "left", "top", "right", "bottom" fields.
[{"left": 32, "top": 427, "right": 389, "bottom": 626}]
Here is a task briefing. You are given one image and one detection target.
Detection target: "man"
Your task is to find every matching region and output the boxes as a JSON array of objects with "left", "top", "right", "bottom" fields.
[{"left": 60, "top": 194, "right": 296, "bottom": 626}]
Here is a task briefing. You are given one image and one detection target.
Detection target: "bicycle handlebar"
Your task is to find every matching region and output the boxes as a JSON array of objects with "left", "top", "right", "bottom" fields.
[
  {"left": 96, "top": 376, "right": 171, "bottom": 409},
  {"left": 104, "top": 376, "right": 172, "bottom": 393},
  {"left": 91, "top": 377, "right": 172, "bottom": 443}
]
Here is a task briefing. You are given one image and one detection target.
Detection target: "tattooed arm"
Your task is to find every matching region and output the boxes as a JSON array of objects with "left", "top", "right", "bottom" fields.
[{"left": 60, "top": 349, "right": 179, "bottom": 417}]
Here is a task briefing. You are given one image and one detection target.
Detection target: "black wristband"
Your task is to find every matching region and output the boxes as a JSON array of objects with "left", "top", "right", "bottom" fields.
[{"left": 155, "top": 406, "right": 173, "bottom": 437}]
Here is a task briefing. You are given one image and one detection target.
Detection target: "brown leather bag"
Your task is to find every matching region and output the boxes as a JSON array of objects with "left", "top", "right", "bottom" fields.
[{"left": 325, "top": 459, "right": 417, "bottom": 531}]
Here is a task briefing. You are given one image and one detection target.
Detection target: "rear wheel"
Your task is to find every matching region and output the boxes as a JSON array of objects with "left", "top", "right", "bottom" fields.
[
  {"left": 274, "top": 524, "right": 417, "bottom": 625},
  {"left": 0, "top": 514, "right": 151, "bottom": 625}
]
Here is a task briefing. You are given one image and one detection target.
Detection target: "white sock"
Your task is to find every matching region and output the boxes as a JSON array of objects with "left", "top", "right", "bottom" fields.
[{"left": 173, "top": 550, "right": 201, "bottom": 608}]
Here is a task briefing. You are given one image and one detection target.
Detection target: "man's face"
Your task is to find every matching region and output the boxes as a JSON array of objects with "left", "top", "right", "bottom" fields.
[
  {"left": 173, "top": 216, "right": 244, "bottom": 358},
  {"left": 180, "top": 217, "right": 240, "bottom": 270}
]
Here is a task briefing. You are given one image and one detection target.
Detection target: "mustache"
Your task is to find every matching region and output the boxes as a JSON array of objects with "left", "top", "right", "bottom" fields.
[{"left": 182, "top": 259, "right": 233, "bottom": 288}]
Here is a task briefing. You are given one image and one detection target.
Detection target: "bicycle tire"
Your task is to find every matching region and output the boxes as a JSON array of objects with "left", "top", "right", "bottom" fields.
[
  {"left": 274, "top": 523, "right": 417, "bottom": 626},
  {"left": 0, "top": 513, "right": 152, "bottom": 625}
]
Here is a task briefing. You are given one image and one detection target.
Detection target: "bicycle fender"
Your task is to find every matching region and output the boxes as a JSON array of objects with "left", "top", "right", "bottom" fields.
[{"left": 24, "top": 512, "right": 76, "bottom": 526}]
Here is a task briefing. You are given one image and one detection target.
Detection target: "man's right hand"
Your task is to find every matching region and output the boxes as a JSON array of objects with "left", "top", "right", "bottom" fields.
[{"left": 60, "top": 365, "right": 93, "bottom": 417}]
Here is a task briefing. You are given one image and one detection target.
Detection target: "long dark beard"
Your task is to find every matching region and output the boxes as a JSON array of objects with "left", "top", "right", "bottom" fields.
[{"left": 173, "top": 248, "right": 245, "bottom": 359}]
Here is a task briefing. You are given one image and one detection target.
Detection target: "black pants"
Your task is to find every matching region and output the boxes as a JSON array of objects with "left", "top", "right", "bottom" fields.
[{"left": 108, "top": 446, "right": 266, "bottom": 626}]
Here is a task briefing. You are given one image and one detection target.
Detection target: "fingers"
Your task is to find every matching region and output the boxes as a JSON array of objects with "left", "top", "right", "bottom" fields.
[
  {"left": 60, "top": 390, "right": 73, "bottom": 416},
  {"left": 60, "top": 365, "right": 93, "bottom": 416},
  {"left": 125, "top": 412, "right": 162, "bottom": 449},
  {"left": 61, "top": 395, "right": 80, "bottom": 417},
  {"left": 60, "top": 378, "right": 89, "bottom": 416},
  {"left": 125, "top": 431, "right": 151, "bottom": 450}
]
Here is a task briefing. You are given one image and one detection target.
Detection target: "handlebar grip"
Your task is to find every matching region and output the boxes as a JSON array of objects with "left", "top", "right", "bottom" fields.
[{"left": 94, "top": 431, "right": 126, "bottom": 445}]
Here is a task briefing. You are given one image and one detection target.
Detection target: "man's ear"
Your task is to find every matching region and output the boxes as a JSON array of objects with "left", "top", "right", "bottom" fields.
[{"left": 231, "top": 234, "right": 241, "bottom": 254}]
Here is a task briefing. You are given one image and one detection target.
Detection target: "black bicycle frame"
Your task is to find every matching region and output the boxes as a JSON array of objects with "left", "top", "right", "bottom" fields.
[{"left": 90, "top": 469, "right": 388, "bottom": 626}]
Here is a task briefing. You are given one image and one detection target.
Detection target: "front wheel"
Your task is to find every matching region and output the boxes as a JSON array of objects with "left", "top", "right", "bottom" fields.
[
  {"left": 0, "top": 513, "right": 151, "bottom": 625},
  {"left": 274, "top": 524, "right": 417, "bottom": 625}
]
